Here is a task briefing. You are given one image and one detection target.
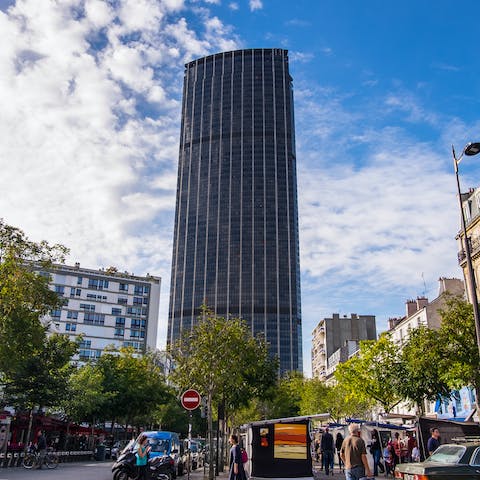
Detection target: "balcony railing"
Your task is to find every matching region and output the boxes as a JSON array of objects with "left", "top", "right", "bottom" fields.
[{"left": 458, "top": 236, "right": 480, "bottom": 265}]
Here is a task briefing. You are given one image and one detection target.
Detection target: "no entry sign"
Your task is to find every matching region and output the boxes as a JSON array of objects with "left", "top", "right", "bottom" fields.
[{"left": 181, "top": 389, "right": 201, "bottom": 410}]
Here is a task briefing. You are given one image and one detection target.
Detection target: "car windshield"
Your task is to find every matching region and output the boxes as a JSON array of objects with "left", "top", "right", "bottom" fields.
[
  {"left": 147, "top": 438, "right": 170, "bottom": 454},
  {"left": 428, "top": 445, "right": 466, "bottom": 464}
]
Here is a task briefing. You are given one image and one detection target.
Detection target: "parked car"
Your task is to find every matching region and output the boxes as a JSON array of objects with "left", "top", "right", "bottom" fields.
[
  {"left": 182, "top": 439, "right": 204, "bottom": 470},
  {"left": 394, "top": 442, "right": 480, "bottom": 479}
]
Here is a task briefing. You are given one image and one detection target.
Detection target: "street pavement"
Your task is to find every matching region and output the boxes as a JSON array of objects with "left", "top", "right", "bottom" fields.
[{"left": 0, "top": 461, "right": 379, "bottom": 480}]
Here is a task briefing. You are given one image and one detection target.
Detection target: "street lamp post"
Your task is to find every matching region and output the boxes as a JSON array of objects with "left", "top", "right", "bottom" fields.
[{"left": 453, "top": 142, "right": 480, "bottom": 359}]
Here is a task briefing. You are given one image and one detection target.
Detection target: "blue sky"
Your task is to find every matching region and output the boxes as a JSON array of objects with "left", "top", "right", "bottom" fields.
[{"left": 1, "top": 0, "right": 480, "bottom": 376}]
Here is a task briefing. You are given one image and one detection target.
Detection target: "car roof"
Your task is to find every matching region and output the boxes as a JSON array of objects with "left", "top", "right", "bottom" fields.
[{"left": 143, "top": 431, "right": 178, "bottom": 439}]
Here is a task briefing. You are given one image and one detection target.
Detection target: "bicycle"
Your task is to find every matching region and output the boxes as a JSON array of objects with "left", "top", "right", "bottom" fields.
[{"left": 22, "top": 448, "right": 59, "bottom": 469}]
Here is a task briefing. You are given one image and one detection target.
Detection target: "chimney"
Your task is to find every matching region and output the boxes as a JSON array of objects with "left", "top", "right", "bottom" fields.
[
  {"left": 416, "top": 296, "right": 428, "bottom": 310},
  {"left": 406, "top": 300, "right": 417, "bottom": 317},
  {"left": 388, "top": 317, "right": 402, "bottom": 330},
  {"left": 74, "top": 262, "right": 80, "bottom": 269}
]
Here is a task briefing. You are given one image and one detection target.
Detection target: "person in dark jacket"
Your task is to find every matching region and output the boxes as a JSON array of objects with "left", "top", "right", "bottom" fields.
[
  {"left": 228, "top": 434, "right": 247, "bottom": 480},
  {"left": 321, "top": 427, "right": 334, "bottom": 476},
  {"left": 36, "top": 430, "right": 47, "bottom": 469},
  {"left": 335, "top": 432, "right": 344, "bottom": 471},
  {"left": 370, "top": 429, "right": 382, "bottom": 476}
]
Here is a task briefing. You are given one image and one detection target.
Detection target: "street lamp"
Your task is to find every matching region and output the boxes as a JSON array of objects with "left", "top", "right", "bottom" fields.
[{"left": 453, "top": 142, "right": 480, "bottom": 358}]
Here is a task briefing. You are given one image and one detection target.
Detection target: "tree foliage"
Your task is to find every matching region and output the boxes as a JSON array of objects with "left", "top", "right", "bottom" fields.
[
  {"left": 168, "top": 306, "right": 278, "bottom": 479},
  {"left": 335, "top": 334, "right": 403, "bottom": 413},
  {"left": 0, "top": 220, "right": 68, "bottom": 376},
  {"left": 437, "top": 296, "right": 480, "bottom": 400},
  {"left": 399, "top": 326, "right": 450, "bottom": 414}
]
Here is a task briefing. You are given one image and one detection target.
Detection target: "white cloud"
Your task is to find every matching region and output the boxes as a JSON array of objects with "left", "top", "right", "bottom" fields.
[
  {"left": 0, "top": 0, "right": 241, "bottom": 349},
  {"left": 249, "top": 0, "right": 263, "bottom": 11},
  {"left": 229, "top": 2, "right": 239, "bottom": 10}
]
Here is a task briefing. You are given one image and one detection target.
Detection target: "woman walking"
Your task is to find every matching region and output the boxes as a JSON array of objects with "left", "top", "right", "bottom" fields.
[{"left": 228, "top": 434, "right": 247, "bottom": 480}]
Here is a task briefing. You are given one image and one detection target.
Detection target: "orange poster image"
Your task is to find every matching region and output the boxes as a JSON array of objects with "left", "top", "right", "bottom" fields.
[{"left": 274, "top": 423, "right": 307, "bottom": 459}]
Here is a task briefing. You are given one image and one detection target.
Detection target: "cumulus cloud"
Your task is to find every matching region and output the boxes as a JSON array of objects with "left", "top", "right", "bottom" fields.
[
  {"left": 0, "top": 0, "right": 240, "bottom": 347},
  {"left": 249, "top": 0, "right": 263, "bottom": 11},
  {"left": 294, "top": 79, "right": 464, "bottom": 360}
]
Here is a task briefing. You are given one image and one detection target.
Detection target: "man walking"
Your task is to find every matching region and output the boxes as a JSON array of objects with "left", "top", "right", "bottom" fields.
[
  {"left": 321, "top": 427, "right": 335, "bottom": 476},
  {"left": 340, "top": 424, "right": 372, "bottom": 480}
]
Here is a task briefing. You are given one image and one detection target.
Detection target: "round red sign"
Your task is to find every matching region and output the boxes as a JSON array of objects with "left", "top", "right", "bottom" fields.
[{"left": 181, "top": 389, "right": 201, "bottom": 410}]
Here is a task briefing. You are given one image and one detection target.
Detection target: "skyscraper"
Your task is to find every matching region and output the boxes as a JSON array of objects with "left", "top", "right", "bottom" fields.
[{"left": 168, "top": 48, "right": 302, "bottom": 373}]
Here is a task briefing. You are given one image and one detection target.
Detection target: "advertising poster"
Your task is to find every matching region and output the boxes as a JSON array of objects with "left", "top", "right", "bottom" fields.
[{"left": 273, "top": 423, "right": 307, "bottom": 459}]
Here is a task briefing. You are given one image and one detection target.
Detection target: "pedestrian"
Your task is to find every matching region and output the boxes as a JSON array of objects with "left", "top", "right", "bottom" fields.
[
  {"left": 370, "top": 429, "right": 381, "bottom": 476},
  {"left": 135, "top": 434, "right": 151, "bottom": 480},
  {"left": 228, "top": 434, "right": 247, "bottom": 480},
  {"left": 406, "top": 432, "right": 416, "bottom": 462},
  {"left": 411, "top": 444, "right": 420, "bottom": 463},
  {"left": 335, "top": 432, "right": 344, "bottom": 471},
  {"left": 392, "top": 432, "right": 401, "bottom": 466},
  {"left": 321, "top": 427, "right": 335, "bottom": 476},
  {"left": 35, "top": 430, "right": 47, "bottom": 469},
  {"left": 427, "top": 427, "right": 440, "bottom": 456},
  {"left": 340, "top": 423, "right": 372, "bottom": 480}
]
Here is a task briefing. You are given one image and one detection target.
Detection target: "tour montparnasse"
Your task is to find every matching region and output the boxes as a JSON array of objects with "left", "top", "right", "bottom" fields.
[{"left": 167, "top": 48, "right": 302, "bottom": 374}]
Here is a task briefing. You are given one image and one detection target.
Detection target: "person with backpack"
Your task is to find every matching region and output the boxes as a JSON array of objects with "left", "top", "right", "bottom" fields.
[{"left": 228, "top": 434, "right": 247, "bottom": 480}]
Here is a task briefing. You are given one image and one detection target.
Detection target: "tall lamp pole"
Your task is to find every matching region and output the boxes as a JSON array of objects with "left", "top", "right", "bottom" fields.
[{"left": 453, "top": 142, "right": 480, "bottom": 359}]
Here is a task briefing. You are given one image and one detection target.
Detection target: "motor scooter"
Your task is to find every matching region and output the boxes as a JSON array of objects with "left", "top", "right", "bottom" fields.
[{"left": 112, "top": 448, "right": 175, "bottom": 480}]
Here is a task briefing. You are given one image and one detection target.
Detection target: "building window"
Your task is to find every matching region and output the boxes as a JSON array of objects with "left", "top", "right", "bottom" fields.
[
  {"left": 88, "top": 278, "right": 109, "bottom": 290},
  {"left": 133, "top": 297, "right": 143, "bottom": 305},
  {"left": 79, "top": 303, "right": 95, "bottom": 311},
  {"left": 112, "top": 307, "right": 122, "bottom": 315},
  {"left": 116, "top": 317, "right": 126, "bottom": 326},
  {"left": 65, "top": 323, "right": 77, "bottom": 332},
  {"left": 118, "top": 297, "right": 128, "bottom": 305},
  {"left": 131, "top": 319, "right": 146, "bottom": 329},
  {"left": 77, "top": 276, "right": 83, "bottom": 285},
  {"left": 114, "top": 328, "right": 125, "bottom": 336},
  {"left": 127, "top": 306, "right": 142, "bottom": 316},
  {"left": 54, "top": 285, "right": 65, "bottom": 296},
  {"left": 51, "top": 309, "right": 62, "bottom": 319},
  {"left": 119, "top": 283, "right": 128, "bottom": 292},
  {"left": 134, "top": 285, "right": 148, "bottom": 295},
  {"left": 83, "top": 313, "right": 105, "bottom": 325},
  {"left": 67, "top": 311, "right": 78, "bottom": 320}
]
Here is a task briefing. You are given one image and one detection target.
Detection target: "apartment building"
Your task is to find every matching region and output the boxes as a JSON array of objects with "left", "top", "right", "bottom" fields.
[{"left": 43, "top": 263, "right": 160, "bottom": 361}]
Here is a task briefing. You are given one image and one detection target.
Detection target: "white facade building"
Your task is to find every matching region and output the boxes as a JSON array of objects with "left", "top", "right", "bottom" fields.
[
  {"left": 43, "top": 263, "right": 161, "bottom": 361},
  {"left": 388, "top": 277, "right": 465, "bottom": 417}
]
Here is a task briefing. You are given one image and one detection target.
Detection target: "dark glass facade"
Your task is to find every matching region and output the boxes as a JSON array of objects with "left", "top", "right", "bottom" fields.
[{"left": 167, "top": 48, "right": 302, "bottom": 373}]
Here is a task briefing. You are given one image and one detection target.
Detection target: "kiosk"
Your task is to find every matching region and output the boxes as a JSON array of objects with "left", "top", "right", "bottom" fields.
[{"left": 241, "top": 414, "right": 329, "bottom": 480}]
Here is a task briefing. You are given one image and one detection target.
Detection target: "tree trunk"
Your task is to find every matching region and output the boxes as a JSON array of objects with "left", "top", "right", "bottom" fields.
[
  {"left": 24, "top": 409, "right": 34, "bottom": 452},
  {"left": 208, "top": 391, "right": 214, "bottom": 480}
]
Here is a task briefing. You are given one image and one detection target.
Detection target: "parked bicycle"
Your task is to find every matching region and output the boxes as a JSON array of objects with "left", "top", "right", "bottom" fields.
[{"left": 22, "top": 447, "right": 59, "bottom": 469}]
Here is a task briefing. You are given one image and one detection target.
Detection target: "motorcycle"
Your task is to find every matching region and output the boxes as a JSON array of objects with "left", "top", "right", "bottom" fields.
[{"left": 112, "top": 448, "right": 175, "bottom": 480}]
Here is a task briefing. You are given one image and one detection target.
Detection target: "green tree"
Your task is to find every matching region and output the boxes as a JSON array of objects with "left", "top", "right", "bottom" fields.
[
  {"left": 335, "top": 334, "right": 403, "bottom": 413},
  {"left": 437, "top": 296, "right": 480, "bottom": 407},
  {"left": 399, "top": 326, "right": 450, "bottom": 414},
  {"left": 62, "top": 362, "right": 111, "bottom": 427},
  {"left": 298, "top": 377, "right": 328, "bottom": 416},
  {"left": 95, "top": 347, "right": 170, "bottom": 431},
  {"left": 168, "top": 306, "right": 278, "bottom": 480},
  {"left": 0, "top": 220, "right": 68, "bottom": 375}
]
